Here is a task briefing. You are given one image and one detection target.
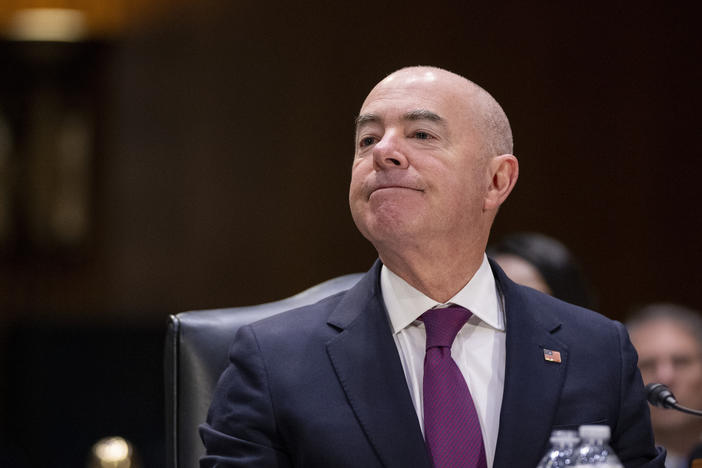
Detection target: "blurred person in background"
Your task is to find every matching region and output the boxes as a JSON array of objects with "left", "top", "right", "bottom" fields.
[
  {"left": 627, "top": 303, "right": 702, "bottom": 468},
  {"left": 488, "top": 232, "right": 595, "bottom": 309}
]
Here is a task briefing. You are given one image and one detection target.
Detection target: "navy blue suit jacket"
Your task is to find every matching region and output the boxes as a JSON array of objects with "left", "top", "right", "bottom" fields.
[{"left": 200, "top": 260, "right": 665, "bottom": 467}]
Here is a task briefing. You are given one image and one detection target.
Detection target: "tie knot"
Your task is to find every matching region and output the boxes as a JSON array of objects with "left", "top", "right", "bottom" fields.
[{"left": 421, "top": 306, "right": 472, "bottom": 349}]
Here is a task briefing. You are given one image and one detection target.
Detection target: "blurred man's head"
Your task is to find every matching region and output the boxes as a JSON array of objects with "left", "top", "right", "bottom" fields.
[{"left": 627, "top": 303, "right": 702, "bottom": 451}]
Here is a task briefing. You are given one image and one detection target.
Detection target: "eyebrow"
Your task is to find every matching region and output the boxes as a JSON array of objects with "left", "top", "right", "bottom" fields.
[
  {"left": 355, "top": 109, "right": 445, "bottom": 130},
  {"left": 404, "top": 109, "right": 444, "bottom": 123}
]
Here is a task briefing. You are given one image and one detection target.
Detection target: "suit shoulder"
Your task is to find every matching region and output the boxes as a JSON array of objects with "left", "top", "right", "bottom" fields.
[{"left": 247, "top": 289, "right": 348, "bottom": 336}]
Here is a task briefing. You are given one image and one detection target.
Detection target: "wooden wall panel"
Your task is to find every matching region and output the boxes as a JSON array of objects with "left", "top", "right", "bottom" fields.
[{"left": 0, "top": 1, "right": 700, "bottom": 323}]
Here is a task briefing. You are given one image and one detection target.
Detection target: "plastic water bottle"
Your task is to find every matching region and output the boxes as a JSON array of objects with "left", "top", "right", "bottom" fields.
[
  {"left": 573, "top": 425, "right": 622, "bottom": 467},
  {"left": 601, "top": 455, "right": 624, "bottom": 468},
  {"left": 536, "top": 429, "right": 580, "bottom": 467}
]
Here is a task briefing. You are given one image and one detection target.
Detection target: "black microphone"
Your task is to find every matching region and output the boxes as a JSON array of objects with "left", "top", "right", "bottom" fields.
[
  {"left": 645, "top": 383, "right": 702, "bottom": 416},
  {"left": 645, "top": 383, "right": 677, "bottom": 408}
]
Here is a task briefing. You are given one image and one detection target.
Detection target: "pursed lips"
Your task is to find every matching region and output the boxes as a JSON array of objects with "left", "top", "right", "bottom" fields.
[{"left": 368, "top": 184, "right": 424, "bottom": 198}]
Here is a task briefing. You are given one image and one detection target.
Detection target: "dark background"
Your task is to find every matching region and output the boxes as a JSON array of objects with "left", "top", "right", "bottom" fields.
[{"left": 0, "top": 1, "right": 700, "bottom": 466}]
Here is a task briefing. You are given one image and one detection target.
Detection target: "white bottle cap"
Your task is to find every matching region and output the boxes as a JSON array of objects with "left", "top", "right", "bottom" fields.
[
  {"left": 550, "top": 429, "right": 579, "bottom": 444},
  {"left": 579, "top": 424, "right": 611, "bottom": 440}
]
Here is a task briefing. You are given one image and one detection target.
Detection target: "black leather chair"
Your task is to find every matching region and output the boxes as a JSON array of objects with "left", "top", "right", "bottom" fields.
[{"left": 164, "top": 273, "right": 364, "bottom": 468}]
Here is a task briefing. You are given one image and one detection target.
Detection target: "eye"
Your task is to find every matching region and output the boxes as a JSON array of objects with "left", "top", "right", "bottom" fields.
[
  {"left": 638, "top": 359, "right": 655, "bottom": 374},
  {"left": 359, "top": 136, "right": 377, "bottom": 148},
  {"left": 672, "top": 355, "right": 695, "bottom": 370},
  {"left": 413, "top": 131, "right": 431, "bottom": 140}
]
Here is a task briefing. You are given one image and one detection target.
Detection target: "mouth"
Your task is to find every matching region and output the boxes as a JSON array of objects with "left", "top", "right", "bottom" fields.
[{"left": 368, "top": 185, "right": 423, "bottom": 198}]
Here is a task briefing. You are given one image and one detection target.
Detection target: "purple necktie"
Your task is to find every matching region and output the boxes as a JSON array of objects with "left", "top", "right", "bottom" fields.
[{"left": 421, "top": 306, "right": 487, "bottom": 468}]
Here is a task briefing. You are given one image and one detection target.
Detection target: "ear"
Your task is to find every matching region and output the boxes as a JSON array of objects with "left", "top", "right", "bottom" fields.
[{"left": 483, "top": 154, "right": 519, "bottom": 211}]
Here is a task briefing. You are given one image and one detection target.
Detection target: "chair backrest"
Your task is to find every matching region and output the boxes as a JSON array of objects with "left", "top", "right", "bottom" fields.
[{"left": 164, "top": 273, "right": 364, "bottom": 468}]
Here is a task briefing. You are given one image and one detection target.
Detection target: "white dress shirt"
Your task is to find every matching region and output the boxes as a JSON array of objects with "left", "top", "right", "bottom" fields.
[{"left": 380, "top": 254, "right": 506, "bottom": 468}]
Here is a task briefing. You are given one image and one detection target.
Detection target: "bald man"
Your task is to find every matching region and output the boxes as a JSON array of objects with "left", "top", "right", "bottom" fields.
[{"left": 200, "top": 67, "right": 664, "bottom": 467}]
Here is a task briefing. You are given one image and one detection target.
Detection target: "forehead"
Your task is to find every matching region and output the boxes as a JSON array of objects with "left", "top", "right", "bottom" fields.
[
  {"left": 359, "top": 70, "right": 470, "bottom": 123},
  {"left": 631, "top": 319, "right": 701, "bottom": 355}
]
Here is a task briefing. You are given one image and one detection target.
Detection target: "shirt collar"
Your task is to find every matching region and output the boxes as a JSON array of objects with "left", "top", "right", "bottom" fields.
[{"left": 381, "top": 254, "right": 505, "bottom": 334}]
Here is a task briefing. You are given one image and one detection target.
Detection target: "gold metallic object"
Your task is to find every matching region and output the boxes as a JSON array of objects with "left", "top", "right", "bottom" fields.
[{"left": 88, "top": 436, "right": 136, "bottom": 468}]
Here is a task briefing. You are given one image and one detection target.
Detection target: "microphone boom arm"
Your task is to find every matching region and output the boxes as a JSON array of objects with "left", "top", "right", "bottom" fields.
[
  {"left": 669, "top": 403, "right": 702, "bottom": 417},
  {"left": 645, "top": 383, "right": 702, "bottom": 417}
]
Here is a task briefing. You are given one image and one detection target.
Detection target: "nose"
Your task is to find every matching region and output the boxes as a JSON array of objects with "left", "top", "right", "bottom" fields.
[
  {"left": 372, "top": 132, "right": 409, "bottom": 170},
  {"left": 654, "top": 360, "right": 676, "bottom": 387}
]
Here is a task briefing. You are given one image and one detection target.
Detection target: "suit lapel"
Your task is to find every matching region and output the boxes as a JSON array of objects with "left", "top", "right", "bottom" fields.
[
  {"left": 491, "top": 261, "right": 570, "bottom": 468},
  {"left": 326, "top": 262, "right": 431, "bottom": 468},
  {"left": 326, "top": 260, "right": 569, "bottom": 468}
]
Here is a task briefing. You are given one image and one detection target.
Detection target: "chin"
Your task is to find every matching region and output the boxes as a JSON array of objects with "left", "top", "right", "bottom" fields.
[
  {"left": 365, "top": 220, "right": 413, "bottom": 244},
  {"left": 355, "top": 199, "right": 416, "bottom": 227},
  {"left": 651, "top": 408, "right": 696, "bottom": 433}
]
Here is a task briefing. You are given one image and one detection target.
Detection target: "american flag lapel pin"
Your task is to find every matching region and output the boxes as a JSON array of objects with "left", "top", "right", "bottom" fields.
[{"left": 543, "top": 348, "right": 562, "bottom": 363}]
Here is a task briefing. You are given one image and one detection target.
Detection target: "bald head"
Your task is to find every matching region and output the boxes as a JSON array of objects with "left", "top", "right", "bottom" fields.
[
  {"left": 369, "top": 66, "right": 513, "bottom": 159},
  {"left": 350, "top": 65, "right": 519, "bottom": 300}
]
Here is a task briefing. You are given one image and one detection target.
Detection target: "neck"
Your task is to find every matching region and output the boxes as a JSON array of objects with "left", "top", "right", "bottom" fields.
[{"left": 377, "top": 240, "right": 486, "bottom": 303}]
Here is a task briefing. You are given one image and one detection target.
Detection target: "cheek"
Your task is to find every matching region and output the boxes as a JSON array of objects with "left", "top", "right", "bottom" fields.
[
  {"left": 445, "top": 178, "right": 484, "bottom": 215},
  {"left": 348, "top": 161, "right": 366, "bottom": 199},
  {"left": 685, "top": 366, "right": 702, "bottom": 394},
  {"left": 349, "top": 161, "right": 373, "bottom": 221}
]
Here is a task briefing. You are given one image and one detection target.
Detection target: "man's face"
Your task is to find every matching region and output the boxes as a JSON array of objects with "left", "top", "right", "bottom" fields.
[
  {"left": 349, "top": 69, "right": 490, "bottom": 252},
  {"left": 630, "top": 318, "right": 702, "bottom": 433}
]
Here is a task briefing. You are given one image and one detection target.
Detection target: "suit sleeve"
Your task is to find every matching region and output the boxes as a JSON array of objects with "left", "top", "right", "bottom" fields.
[
  {"left": 199, "top": 324, "right": 292, "bottom": 467},
  {"left": 612, "top": 321, "right": 666, "bottom": 468}
]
